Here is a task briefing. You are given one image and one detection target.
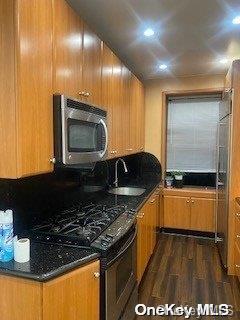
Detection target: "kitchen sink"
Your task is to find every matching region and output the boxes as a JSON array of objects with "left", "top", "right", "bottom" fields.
[{"left": 108, "top": 187, "right": 146, "bottom": 196}]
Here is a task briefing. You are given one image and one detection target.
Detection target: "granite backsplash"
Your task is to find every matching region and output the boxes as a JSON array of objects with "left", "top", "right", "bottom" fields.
[{"left": 0, "top": 152, "right": 161, "bottom": 234}]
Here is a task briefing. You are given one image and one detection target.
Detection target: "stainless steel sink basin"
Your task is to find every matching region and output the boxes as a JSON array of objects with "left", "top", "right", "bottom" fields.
[{"left": 108, "top": 187, "right": 146, "bottom": 196}]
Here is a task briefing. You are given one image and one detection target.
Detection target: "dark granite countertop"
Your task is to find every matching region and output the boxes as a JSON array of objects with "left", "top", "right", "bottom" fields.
[
  {"left": 0, "top": 242, "right": 99, "bottom": 281},
  {"left": 0, "top": 176, "right": 161, "bottom": 282}
]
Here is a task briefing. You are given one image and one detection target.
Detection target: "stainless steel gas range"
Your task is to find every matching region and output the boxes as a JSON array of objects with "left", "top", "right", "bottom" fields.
[{"left": 30, "top": 202, "right": 138, "bottom": 320}]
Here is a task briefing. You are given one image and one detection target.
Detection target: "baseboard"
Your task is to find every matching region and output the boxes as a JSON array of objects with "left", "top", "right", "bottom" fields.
[{"left": 160, "top": 227, "right": 215, "bottom": 239}]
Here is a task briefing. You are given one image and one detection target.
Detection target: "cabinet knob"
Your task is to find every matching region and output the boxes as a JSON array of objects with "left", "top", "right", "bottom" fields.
[
  {"left": 140, "top": 147, "right": 144, "bottom": 151},
  {"left": 94, "top": 272, "right": 100, "bottom": 278},
  {"left": 187, "top": 200, "right": 190, "bottom": 203},
  {"left": 150, "top": 199, "right": 156, "bottom": 204},
  {"left": 50, "top": 158, "right": 56, "bottom": 164},
  {"left": 236, "top": 264, "right": 240, "bottom": 268},
  {"left": 237, "top": 235, "right": 240, "bottom": 238},
  {"left": 137, "top": 212, "right": 144, "bottom": 219},
  {"left": 84, "top": 92, "right": 90, "bottom": 97},
  {"left": 78, "top": 91, "right": 86, "bottom": 96},
  {"left": 236, "top": 213, "right": 240, "bottom": 217},
  {"left": 191, "top": 200, "right": 195, "bottom": 204}
]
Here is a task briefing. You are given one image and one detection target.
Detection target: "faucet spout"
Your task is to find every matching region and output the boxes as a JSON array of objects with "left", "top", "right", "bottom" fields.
[{"left": 113, "top": 158, "right": 128, "bottom": 188}]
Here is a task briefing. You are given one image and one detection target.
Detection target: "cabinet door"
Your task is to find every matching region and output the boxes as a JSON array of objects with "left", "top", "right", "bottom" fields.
[
  {"left": 137, "top": 214, "right": 144, "bottom": 282},
  {"left": 101, "top": 44, "right": 114, "bottom": 157},
  {"left": 149, "top": 195, "right": 158, "bottom": 252},
  {"left": 164, "top": 196, "right": 191, "bottom": 229},
  {"left": 43, "top": 261, "right": 100, "bottom": 320},
  {"left": 190, "top": 198, "right": 215, "bottom": 232},
  {"left": 53, "top": 0, "right": 83, "bottom": 99},
  {"left": 129, "top": 75, "right": 145, "bottom": 153},
  {"left": 82, "top": 23, "right": 102, "bottom": 106},
  {"left": 111, "top": 54, "right": 122, "bottom": 157},
  {"left": 121, "top": 65, "right": 131, "bottom": 155},
  {"left": 138, "top": 80, "right": 145, "bottom": 152},
  {"left": 129, "top": 75, "right": 138, "bottom": 153},
  {"left": 0, "top": 275, "right": 42, "bottom": 320},
  {"left": 17, "top": 0, "right": 53, "bottom": 177}
]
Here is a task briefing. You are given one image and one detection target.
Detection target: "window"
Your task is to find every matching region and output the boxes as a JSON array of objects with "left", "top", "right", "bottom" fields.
[{"left": 166, "top": 95, "right": 220, "bottom": 173}]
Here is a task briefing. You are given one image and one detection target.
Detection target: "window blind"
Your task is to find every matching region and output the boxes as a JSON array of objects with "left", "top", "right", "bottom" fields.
[{"left": 166, "top": 96, "right": 220, "bottom": 173}]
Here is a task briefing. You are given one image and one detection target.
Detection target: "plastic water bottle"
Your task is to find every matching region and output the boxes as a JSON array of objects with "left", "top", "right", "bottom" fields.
[
  {"left": 0, "top": 211, "right": 4, "bottom": 261},
  {"left": 2, "top": 210, "right": 14, "bottom": 262}
]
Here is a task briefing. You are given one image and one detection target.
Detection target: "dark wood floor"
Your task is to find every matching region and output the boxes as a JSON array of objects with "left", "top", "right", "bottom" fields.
[{"left": 138, "top": 233, "right": 240, "bottom": 319}]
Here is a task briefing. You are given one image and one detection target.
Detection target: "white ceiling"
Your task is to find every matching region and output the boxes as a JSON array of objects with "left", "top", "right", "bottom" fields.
[{"left": 68, "top": 0, "right": 240, "bottom": 80}]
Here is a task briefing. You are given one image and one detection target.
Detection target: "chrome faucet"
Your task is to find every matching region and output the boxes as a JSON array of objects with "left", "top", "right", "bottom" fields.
[{"left": 113, "top": 158, "right": 128, "bottom": 187}]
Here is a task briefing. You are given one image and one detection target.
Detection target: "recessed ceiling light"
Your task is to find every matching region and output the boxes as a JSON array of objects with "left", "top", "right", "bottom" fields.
[
  {"left": 144, "top": 28, "right": 154, "bottom": 37},
  {"left": 159, "top": 64, "right": 168, "bottom": 70},
  {"left": 219, "top": 58, "right": 229, "bottom": 64},
  {"left": 232, "top": 16, "right": 240, "bottom": 25}
]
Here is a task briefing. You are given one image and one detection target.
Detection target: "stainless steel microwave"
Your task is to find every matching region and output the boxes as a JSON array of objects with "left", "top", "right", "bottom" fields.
[{"left": 53, "top": 95, "right": 108, "bottom": 166}]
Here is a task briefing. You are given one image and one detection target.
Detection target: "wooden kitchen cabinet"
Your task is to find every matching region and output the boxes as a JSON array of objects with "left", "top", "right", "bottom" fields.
[
  {"left": 53, "top": 0, "right": 83, "bottom": 99},
  {"left": 164, "top": 195, "right": 191, "bottom": 229},
  {"left": 0, "top": 0, "right": 54, "bottom": 178},
  {"left": 129, "top": 75, "right": 145, "bottom": 153},
  {"left": 163, "top": 188, "right": 216, "bottom": 232},
  {"left": 234, "top": 200, "right": 240, "bottom": 277},
  {"left": 81, "top": 23, "right": 102, "bottom": 106},
  {"left": 190, "top": 197, "right": 215, "bottom": 232},
  {"left": 0, "top": 0, "right": 145, "bottom": 178},
  {"left": 121, "top": 65, "right": 131, "bottom": 155},
  {"left": 0, "top": 260, "right": 100, "bottom": 320},
  {"left": 137, "top": 192, "right": 158, "bottom": 282}
]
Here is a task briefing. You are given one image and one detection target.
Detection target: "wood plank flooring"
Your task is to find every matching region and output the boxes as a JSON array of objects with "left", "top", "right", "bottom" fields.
[{"left": 138, "top": 233, "right": 240, "bottom": 319}]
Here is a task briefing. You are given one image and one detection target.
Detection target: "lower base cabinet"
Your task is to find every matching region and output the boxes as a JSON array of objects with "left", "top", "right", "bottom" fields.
[
  {"left": 163, "top": 188, "right": 216, "bottom": 232},
  {"left": 0, "top": 260, "right": 100, "bottom": 320},
  {"left": 137, "top": 192, "right": 158, "bottom": 282}
]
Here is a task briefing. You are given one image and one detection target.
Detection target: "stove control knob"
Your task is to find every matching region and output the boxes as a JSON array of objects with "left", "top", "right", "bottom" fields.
[
  {"left": 105, "top": 234, "right": 114, "bottom": 241},
  {"left": 101, "top": 239, "right": 109, "bottom": 247}
]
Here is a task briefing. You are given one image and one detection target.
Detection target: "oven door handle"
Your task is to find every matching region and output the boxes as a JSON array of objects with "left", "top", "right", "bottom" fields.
[
  {"left": 107, "top": 228, "right": 137, "bottom": 267},
  {"left": 99, "top": 119, "right": 108, "bottom": 157}
]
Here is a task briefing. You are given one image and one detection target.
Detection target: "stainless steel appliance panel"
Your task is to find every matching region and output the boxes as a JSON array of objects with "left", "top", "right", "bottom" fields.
[{"left": 216, "top": 89, "right": 232, "bottom": 267}]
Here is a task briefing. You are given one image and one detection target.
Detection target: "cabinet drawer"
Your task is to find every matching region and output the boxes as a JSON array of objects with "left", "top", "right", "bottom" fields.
[{"left": 235, "top": 243, "right": 240, "bottom": 277}]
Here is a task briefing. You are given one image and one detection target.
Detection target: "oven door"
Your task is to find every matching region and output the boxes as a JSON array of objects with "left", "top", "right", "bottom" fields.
[
  {"left": 62, "top": 104, "right": 108, "bottom": 165},
  {"left": 104, "top": 228, "right": 137, "bottom": 320}
]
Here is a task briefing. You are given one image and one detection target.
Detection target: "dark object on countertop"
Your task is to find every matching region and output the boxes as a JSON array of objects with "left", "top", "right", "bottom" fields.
[
  {"left": 174, "top": 179, "right": 184, "bottom": 188},
  {"left": 0, "top": 242, "right": 99, "bottom": 281},
  {"left": 183, "top": 172, "right": 216, "bottom": 187}
]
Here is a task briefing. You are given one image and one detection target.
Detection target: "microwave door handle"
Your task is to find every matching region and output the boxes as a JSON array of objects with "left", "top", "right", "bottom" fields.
[{"left": 100, "top": 119, "right": 108, "bottom": 156}]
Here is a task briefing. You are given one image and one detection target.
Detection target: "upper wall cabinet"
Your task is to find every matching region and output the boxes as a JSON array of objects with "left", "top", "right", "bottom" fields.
[
  {"left": 53, "top": 0, "right": 83, "bottom": 99},
  {"left": 130, "top": 75, "right": 145, "bottom": 154},
  {"left": 0, "top": 0, "right": 54, "bottom": 178},
  {"left": 0, "top": 0, "right": 144, "bottom": 178},
  {"left": 81, "top": 24, "right": 102, "bottom": 106}
]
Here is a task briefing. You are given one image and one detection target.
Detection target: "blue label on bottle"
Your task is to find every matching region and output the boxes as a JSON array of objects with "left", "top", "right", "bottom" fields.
[{"left": 2, "top": 224, "right": 13, "bottom": 262}]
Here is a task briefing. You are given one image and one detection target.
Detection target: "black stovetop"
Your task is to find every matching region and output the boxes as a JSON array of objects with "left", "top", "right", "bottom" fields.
[{"left": 30, "top": 202, "right": 128, "bottom": 246}]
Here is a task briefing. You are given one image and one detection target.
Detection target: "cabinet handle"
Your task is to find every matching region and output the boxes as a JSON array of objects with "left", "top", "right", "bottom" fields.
[
  {"left": 94, "top": 272, "right": 100, "bottom": 278},
  {"left": 126, "top": 148, "right": 133, "bottom": 151},
  {"left": 84, "top": 92, "right": 90, "bottom": 97},
  {"left": 236, "top": 265, "right": 240, "bottom": 268},
  {"left": 50, "top": 158, "right": 56, "bottom": 164}
]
